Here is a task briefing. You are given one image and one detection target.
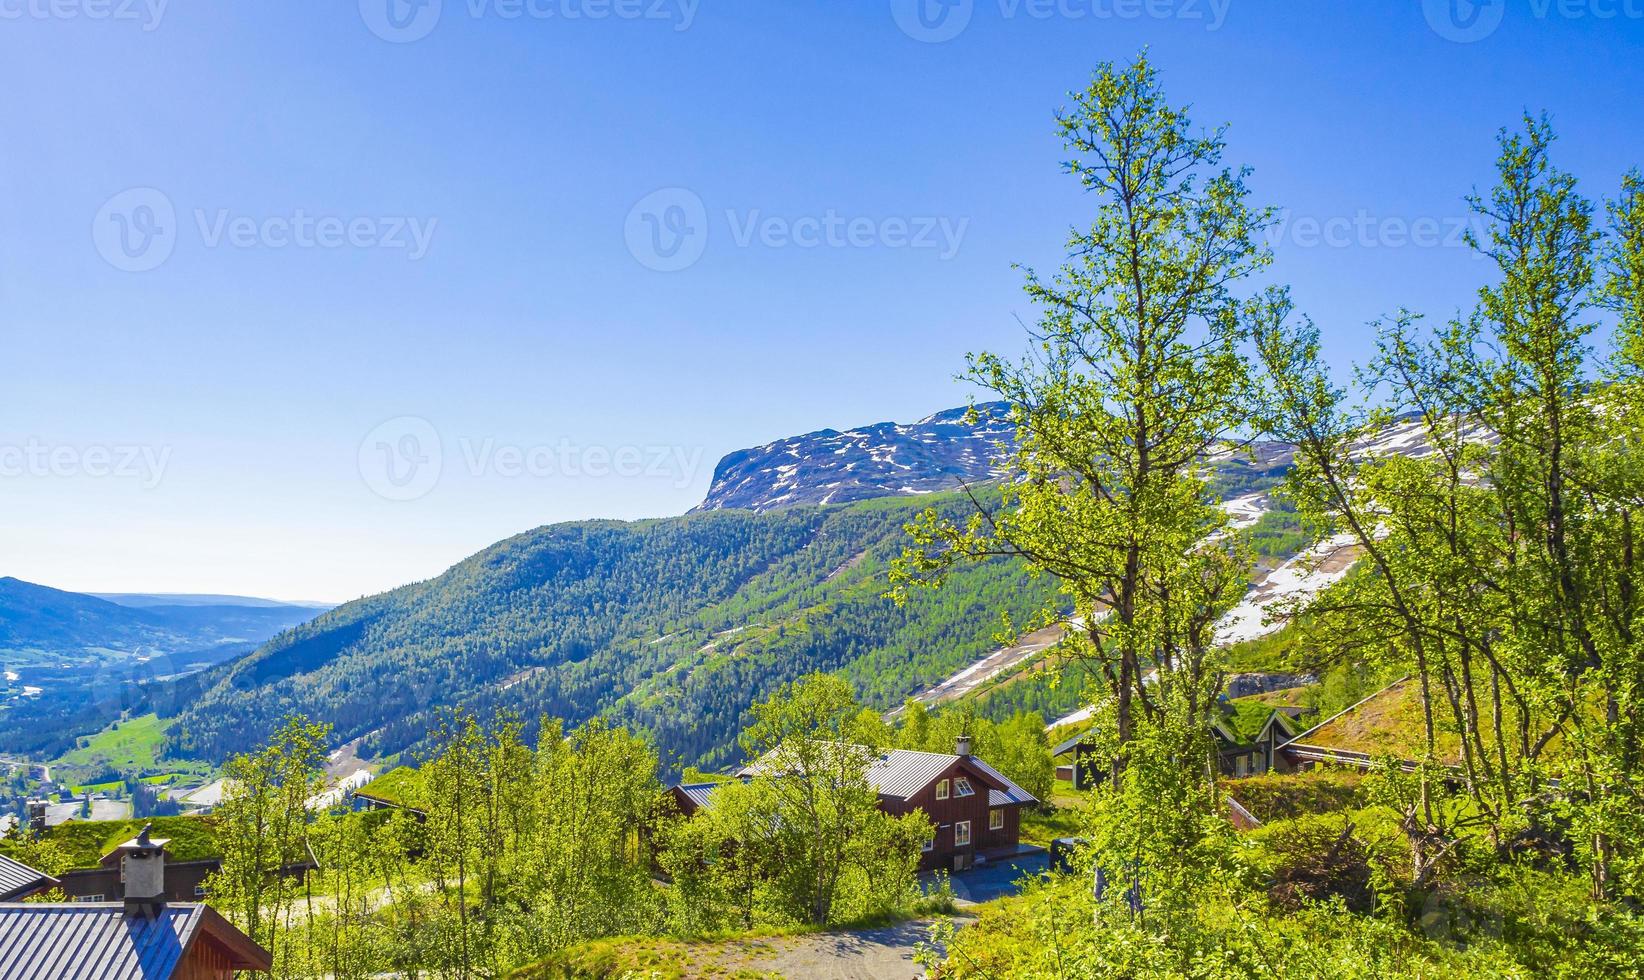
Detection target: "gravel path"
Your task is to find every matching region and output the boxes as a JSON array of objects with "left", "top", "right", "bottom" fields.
[{"left": 755, "top": 916, "right": 972, "bottom": 980}]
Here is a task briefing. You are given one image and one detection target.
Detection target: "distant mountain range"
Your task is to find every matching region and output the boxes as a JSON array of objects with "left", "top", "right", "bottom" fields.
[
  {"left": 91, "top": 592, "right": 333, "bottom": 610},
  {"left": 0, "top": 578, "right": 327, "bottom": 663},
  {"left": 0, "top": 579, "right": 331, "bottom": 758}
]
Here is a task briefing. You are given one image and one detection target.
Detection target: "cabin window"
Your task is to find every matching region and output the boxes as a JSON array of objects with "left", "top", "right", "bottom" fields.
[
  {"left": 954, "top": 777, "right": 975, "bottom": 798},
  {"left": 1235, "top": 756, "right": 1249, "bottom": 777},
  {"left": 194, "top": 884, "right": 209, "bottom": 897},
  {"left": 922, "top": 835, "right": 935, "bottom": 853},
  {"left": 935, "top": 779, "right": 949, "bottom": 800},
  {"left": 955, "top": 820, "right": 971, "bottom": 846},
  {"left": 989, "top": 808, "right": 1004, "bottom": 830},
  {"left": 75, "top": 895, "right": 104, "bottom": 903}
]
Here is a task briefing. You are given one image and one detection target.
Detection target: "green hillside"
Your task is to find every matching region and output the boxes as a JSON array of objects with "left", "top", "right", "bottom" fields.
[{"left": 168, "top": 494, "right": 1061, "bottom": 770}]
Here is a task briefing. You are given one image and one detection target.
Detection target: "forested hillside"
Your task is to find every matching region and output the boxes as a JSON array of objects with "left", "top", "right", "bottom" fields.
[{"left": 167, "top": 495, "right": 1061, "bottom": 768}]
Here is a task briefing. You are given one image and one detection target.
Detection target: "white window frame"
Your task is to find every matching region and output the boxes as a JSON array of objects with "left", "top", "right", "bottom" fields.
[
  {"left": 989, "top": 808, "right": 1004, "bottom": 831},
  {"left": 75, "top": 894, "right": 104, "bottom": 903},
  {"left": 953, "top": 777, "right": 974, "bottom": 798},
  {"left": 194, "top": 884, "right": 208, "bottom": 897},
  {"left": 955, "top": 820, "right": 971, "bottom": 847},
  {"left": 935, "top": 779, "right": 949, "bottom": 800},
  {"left": 922, "top": 835, "right": 935, "bottom": 853}
]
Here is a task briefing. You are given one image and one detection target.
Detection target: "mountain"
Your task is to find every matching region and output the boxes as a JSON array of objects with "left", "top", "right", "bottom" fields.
[
  {"left": 694, "top": 403, "right": 1017, "bottom": 513},
  {"left": 0, "top": 578, "right": 326, "bottom": 661},
  {"left": 92, "top": 593, "right": 333, "bottom": 610},
  {"left": 169, "top": 497, "right": 1060, "bottom": 768},
  {"left": 0, "top": 579, "right": 329, "bottom": 758},
  {"left": 38, "top": 405, "right": 1457, "bottom": 770},
  {"left": 161, "top": 403, "right": 1314, "bottom": 770}
]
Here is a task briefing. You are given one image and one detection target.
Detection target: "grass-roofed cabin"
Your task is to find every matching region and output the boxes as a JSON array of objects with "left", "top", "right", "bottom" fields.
[
  {"left": 352, "top": 765, "right": 427, "bottom": 818},
  {"left": 1052, "top": 700, "right": 1304, "bottom": 789},
  {"left": 1279, "top": 676, "right": 1575, "bottom": 775},
  {"left": 17, "top": 816, "right": 225, "bottom": 903}
]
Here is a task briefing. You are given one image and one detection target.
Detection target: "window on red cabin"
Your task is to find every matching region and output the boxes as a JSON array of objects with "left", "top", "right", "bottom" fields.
[
  {"left": 935, "top": 779, "right": 949, "bottom": 800},
  {"left": 954, "top": 777, "right": 974, "bottom": 798},
  {"left": 989, "top": 808, "right": 1003, "bottom": 830},
  {"left": 955, "top": 820, "right": 971, "bottom": 846}
]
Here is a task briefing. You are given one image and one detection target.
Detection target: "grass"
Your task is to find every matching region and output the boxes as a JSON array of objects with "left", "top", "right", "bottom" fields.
[
  {"left": 66, "top": 780, "right": 121, "bottom": 795},
  {"left": 54, "top": 713, "right": 173, "bottom": 771},
  {"left": 359, "top": 764, "right": 425, "bottom": 809},
  {"left": 6, "top": 815, "right": 222, "bottom": 868},
  {"left": 509, "top": 935, "right": 786, "bottom": 979},
  {"left": 1222, "top": 769, "right": 1367, "bottom": 823},
  {"left": 1019, "top": 787, "right": 1086, "bottom": 846}
]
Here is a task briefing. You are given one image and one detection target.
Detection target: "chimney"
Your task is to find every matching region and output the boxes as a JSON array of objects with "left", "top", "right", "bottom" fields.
[
  {"left": 114, "top": 824, "right": 169, "bottom": 917},
  {"left": 955, "top": 735, "right": 972, "bottom": 757},
  {"left": 25, "top": 799, "right": 46, "bottom": 835}
]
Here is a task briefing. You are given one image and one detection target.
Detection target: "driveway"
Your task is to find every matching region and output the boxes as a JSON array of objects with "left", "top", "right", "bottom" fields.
[
  {"left": 933, "top": 850, "right": 1050, "bottom": 905},
  {"left": 757, "top": 917, "right": 969, "bottom": 979}
]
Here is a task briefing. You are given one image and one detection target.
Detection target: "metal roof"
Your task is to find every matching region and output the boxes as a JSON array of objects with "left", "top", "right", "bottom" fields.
[
  {"left": 867, "top": 750, "right": 958, "bottom": 799},
  {"left": 963, "top": 755, "right": 1036, "bottom": 806},
  {"left": 728, "top": 744, "right": 1038, "bottom": 807},
  {"left": 675, "top": 783, "right": 720, "bottom": 812},
  {"left": 0, "top": 903, "right": 210, "bottom": 980},
  {"left": 0, "top": 855, "right": 55, "bottom": 902}
]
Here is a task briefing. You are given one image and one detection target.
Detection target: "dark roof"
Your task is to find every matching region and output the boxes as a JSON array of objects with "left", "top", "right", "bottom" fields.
[
  {"left": 673, "top": 783, "right": 719, "bottom": 812},
  {"left": 0, "top": 855, "right": 57, "bottom": 902},
  {"left": 1051, "top": 733, "right": 1090, "bottom": 758},
  {"left": 0, "top": 902, "right": 271, "bottom": 979},
  {"left": 731, "top": 744, "right": 1037, "bottom": 807}
]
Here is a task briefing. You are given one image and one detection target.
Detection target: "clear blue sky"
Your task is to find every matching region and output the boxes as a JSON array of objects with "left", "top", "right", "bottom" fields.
[{"left": 1, "top": 1, "right": 1641, "bottom": 601}]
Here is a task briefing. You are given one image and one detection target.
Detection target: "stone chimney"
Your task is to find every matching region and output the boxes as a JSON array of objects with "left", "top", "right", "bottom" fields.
[
  {"left": 113, "top": 824, "right": 169, "bottom": 917},
  {"left": 955, "top": 735, "right": 972, "bottom": 757},
  {"left": 25, "top": 799, "right": 46, "bottom": 835}
]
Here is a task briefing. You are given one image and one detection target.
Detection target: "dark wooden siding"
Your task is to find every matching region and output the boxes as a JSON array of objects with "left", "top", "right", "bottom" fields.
[{"left": 884, "top": 759, "right": 1026, "bottom": 870}]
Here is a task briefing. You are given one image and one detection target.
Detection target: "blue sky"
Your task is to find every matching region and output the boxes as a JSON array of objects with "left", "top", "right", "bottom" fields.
[{"left": 1, "top": 1, "right": 1641, "bottom": 601}]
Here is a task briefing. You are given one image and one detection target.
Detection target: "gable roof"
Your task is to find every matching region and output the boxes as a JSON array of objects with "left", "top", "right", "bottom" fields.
[
  {"left": 0, "top": 855, "right": 57, "bottom": 902},
  {"left": 0, "top": 902, "right": 272, "bottom": 979},
  {"left": 672, "top": 783, "right": 719, "bottom": 813},
  {"left": 726, "top": 744, "right": 1038, "bottom": 808}
]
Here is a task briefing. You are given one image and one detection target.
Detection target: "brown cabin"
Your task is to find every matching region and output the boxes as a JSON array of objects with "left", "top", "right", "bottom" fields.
[
  {"left": 672, "top": 737, "right": 1038, "bottom": 873},
  {"left": 0, "top": 826, "right": 271, "bottom": 979}
]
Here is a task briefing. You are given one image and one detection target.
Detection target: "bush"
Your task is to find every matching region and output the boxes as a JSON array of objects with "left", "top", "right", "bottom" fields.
[
  {"left": 1225, "top": 769, "right": 1366, "bottom": 822},
  {"left": 1265, "top": 816, "right": 1379, "bottom": 914}
]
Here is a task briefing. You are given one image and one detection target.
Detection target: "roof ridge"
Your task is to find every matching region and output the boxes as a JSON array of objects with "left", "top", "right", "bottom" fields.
[{"left": 1281, "top": 675, "right": 1411, "bottom": 749}]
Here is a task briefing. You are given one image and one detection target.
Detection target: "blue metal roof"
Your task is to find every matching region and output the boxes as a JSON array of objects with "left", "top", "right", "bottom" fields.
[{"left": 0, "top": 903, "right": 206, "bottom": 980}]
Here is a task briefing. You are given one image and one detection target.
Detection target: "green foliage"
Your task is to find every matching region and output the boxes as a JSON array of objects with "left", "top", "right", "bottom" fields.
[
  {"left": 168, "top": 498, "right": 1058, "bottom": 775},
  {"left": 53, "top": 713, "right": 173, "bottom": 771},
  {"left": 1224, "top": 770, "right": 1366, "bottom": 823},
  {"left": 209, "top": 716, "right": 330, "bottom": 971},
  {"left": 895, "top": 701, "right": 1056, "bottom": 805},
  {"left": 6, "top": 814, "right": 222, "bottom": 868}
]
